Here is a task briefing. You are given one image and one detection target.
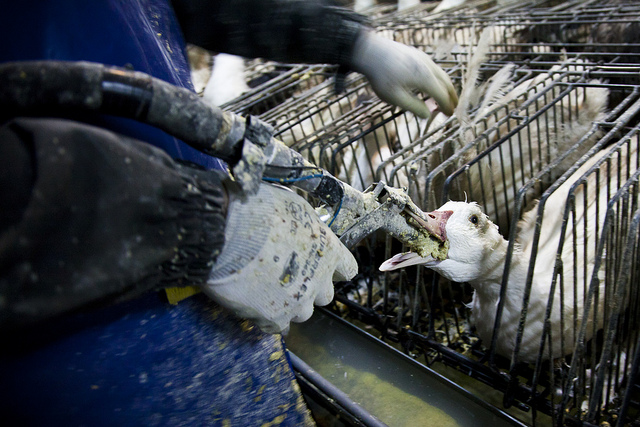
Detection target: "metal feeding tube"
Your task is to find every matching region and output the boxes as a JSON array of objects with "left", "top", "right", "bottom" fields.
[
  {"left": 260, "top": 137, "right": 433, "bottom": 250},
  {"left": 326, "top": 182, "right": 429, "bottom": 249}
]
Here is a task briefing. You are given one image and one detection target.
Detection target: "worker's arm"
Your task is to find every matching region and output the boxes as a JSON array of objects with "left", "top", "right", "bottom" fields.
[
  {"left": 171, "top": 0, "right": 458, "bottom": 118},
  {"left": 0, "top": 117, "right": 356, "bottom": 333},
  {"left": 172, "top": 0, "right": 364, "bottom": 66},
  {"left": 0, "top": 117, "right": 228, "bottom": 329}
]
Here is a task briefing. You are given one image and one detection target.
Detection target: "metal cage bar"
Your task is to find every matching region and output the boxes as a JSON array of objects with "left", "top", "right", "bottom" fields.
[{"left": 326, "top": 31, "right": 639, "bottom": 427}]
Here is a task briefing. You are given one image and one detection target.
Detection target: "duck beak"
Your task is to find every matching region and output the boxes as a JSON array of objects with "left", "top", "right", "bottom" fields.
[
  {"left": 405, "top": 209, "right": 453, "bottom": 242},
  {"left": 381, "top": 209, "right": 452, "bottom": 271},
  {"left": 380, "top": 252, "right": 432, "bottom": 271}
]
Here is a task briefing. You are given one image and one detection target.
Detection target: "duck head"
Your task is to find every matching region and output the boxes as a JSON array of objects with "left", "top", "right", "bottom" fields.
[{"left": 380, "top": 201, "right": 504, "bottom": 283}]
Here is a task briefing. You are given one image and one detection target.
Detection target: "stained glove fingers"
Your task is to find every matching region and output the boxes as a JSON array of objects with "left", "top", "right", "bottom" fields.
[
  {"left": 420, "top": 54, "right": 458, "bottom": 107},
  {"left": 331, "top": 248, "right": 358, "bottom": 282},
  {"left": 291, "top": 300, "right": 315, "bottom": 324},
  {"left": 313, "top": 281, "right": 335, "bottom": 306},
  {"left": 205, "top": 182, "right": 361, "bottom": 334},
  {"left": 386, "top": 88, "right": 433, "bottom": 120},
  {"left": 414, "top": 58, "right": 458, "bottom": 117},
  {"left": 256, "top": 317, "right": 286, "bottom": 334}
]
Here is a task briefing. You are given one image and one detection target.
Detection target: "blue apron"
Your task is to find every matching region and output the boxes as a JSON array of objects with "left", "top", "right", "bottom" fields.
[{"left": 1, "top": 0, "right": 224, "bottom": 170}]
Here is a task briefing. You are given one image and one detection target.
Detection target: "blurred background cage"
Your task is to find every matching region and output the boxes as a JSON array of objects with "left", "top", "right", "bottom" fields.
[{"left": 212, "top": 0, "right": 640, "bottom": 425}]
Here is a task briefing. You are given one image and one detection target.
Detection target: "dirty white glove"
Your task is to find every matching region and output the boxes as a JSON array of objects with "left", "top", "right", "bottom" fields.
[
  {"left": 202, "top": 183, "right": 358, "bottom": 333},
  {"left": 350, "top": 31, "right": 458, "bottom": 119}
]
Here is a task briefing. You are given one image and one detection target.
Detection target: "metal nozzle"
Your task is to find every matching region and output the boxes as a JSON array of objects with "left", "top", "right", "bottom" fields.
[{"left": 320, "top": 182, "right": 430, "bottom": 249}]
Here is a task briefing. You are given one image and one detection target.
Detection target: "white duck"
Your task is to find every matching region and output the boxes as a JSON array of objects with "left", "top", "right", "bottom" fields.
[
  {"left": 392, "top": 28, "right": 608, "bottom": 233},
  {"left": 380, "top": 138, "right": 638, "bottom": 363}
]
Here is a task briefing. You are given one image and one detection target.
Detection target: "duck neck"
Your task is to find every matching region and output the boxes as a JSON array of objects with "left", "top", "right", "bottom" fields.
[{"left": 469, "top": 236, "right": 527, "bottom": 301}]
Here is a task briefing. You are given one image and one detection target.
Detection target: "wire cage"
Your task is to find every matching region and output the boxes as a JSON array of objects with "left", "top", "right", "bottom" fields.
[
  {"left": 616, "top": 207, "right": 640, "bottom": 425},
  {"left": 376, "top": 0, "right": 640, "bottom": 69},
  {"left": 214, "top": 1, "right": 640, "bottom": 425},
  {"left": 220, "top": 63, "right": 338, "bottom": 117},
  {"left": 317, "top": 67, "right": 640, "bottom": 426},
  {"left": 489, "top": 0, "right": 640, "bottom": 65},
  {"left": 554, "top": 132, "right": 640, "bottom": 424}
]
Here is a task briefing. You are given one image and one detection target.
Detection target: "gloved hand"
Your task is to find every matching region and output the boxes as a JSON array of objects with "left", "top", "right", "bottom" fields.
[
  {"left": 202, "top": 183, "right": 358, "bottom": 333},
  {"left": 349, "top": 31, "right": 458, "bottom": 119}
]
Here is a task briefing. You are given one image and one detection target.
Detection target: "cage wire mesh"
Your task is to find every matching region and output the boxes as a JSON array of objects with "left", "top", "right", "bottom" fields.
[
  {"left": 616, "top": 207, "right": 640, "bottom": 425},
  {"left": 324, "top": 68, "right": 640, "bottom": 426},
  {"left": 554, "top": 137, "right": 640, "bottom": 424},
  {"left": 211, "top": 0, "right": 640, "bottom": 425},
  {"left": 377, "top": 0, "right": 640, "bottom": 69},
  {"left": 220, "top": 63, "right": 337, "bottom": 117}
]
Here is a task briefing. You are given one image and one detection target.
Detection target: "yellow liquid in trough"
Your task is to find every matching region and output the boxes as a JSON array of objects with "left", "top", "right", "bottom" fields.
[{"left": 285, "top": 310, "right": 521, "bottom": 427}]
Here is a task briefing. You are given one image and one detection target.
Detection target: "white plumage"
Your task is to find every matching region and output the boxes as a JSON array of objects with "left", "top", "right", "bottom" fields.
[
  {"left": 186, "top": 47, "right": 250, "bottom": 107},
  {"left": 353, "top": 0, "right": 420, "bottom": 13},
  {"left": 380, "top": 138, "right": 638, "bottom": 363},
  {"left": 373, "top": 29, "right": 609, "bottom": 231},
  {"left": 203, "top": 53, "right": 250, "bottom": 108},
  {"left": 186, "top": 44, "right": 213, "bottom": 95}
]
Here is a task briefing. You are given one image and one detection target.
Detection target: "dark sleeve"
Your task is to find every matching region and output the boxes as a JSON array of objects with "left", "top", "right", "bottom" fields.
[
  {"left": 0, "top": 118, "right": 228, "bottom": 330},
  {"left": 171, "top": 0, "right": 368, "bottom": 66}
]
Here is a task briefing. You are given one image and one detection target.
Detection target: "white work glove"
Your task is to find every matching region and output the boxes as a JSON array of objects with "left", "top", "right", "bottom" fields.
[
  {"left": 350, "top": 31, "right": 458, "bottom": 119},
  {"left": 202, "top": 183, "right": 358, "bottom": 333}
]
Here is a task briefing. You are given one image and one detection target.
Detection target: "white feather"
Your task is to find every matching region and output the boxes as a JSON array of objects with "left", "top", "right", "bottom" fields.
[
  {"left": 452, "top": 59, "right": 609, "bottom": 233},
  {"left": 397, "top": 0, "right": 421, "bottom": 11},
  {"left": 203, "top": 54, "right": 250, "bottom": 108},
  {"left": 475, "top": 63, "right": 516, "bottom": 118},
  {"left": 186, "top": 45, "right": 212, "bottom": 95},
  {"left": 455, "top": 27, "right": 494, "bottom": 129},
  {"left": 433, "top": 0, "right": 469, "bottom": 13}
]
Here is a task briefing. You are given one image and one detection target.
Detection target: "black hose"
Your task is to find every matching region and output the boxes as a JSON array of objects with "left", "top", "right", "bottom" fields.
[
  {"left": 0, "top": 60, "right": 376, "bottom": 234},
  {"left": 0, "top": 60, "right": 350, "bottom": 204},
  {"left": 0, "top": 60, "right": 244, "bottom": 164}
]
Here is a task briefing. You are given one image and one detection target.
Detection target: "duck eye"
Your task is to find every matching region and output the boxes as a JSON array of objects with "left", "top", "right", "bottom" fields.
[{"left": 469, "top": 214, "right": 479, "bottom": 225}]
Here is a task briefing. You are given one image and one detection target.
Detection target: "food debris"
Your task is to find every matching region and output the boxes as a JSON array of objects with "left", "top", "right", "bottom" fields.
[
  {"left": 269, "top": 350, "right": 284, "bottom": 362},
  {"left": 406, "top": 217, "right": 449, "bottom": 260}
]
